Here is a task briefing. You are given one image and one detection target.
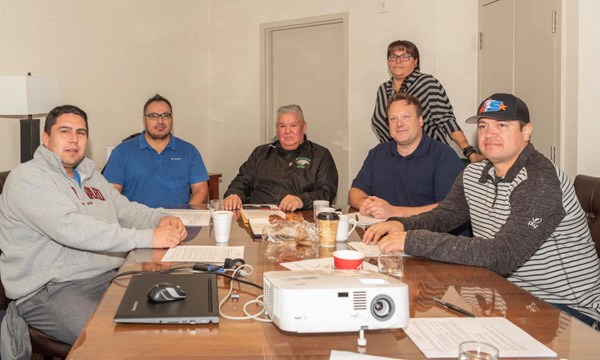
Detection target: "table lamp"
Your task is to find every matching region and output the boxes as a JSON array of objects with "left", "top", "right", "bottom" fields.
[{"left": 0, "top": 73, "right": 62, "bottom": 162}]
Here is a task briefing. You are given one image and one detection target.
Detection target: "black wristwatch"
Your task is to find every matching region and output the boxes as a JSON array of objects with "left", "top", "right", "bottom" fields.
[{"left": 462, "top": 146, "right": 478, "bottom": 160}]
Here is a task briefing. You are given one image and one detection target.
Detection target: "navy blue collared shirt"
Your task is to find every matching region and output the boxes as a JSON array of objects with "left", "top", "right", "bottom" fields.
[{"left": 351, "top": 134, "right": 464, "bottom": 206}]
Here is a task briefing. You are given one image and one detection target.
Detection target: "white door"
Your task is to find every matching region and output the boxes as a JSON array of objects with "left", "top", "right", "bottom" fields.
[
  {"left": 514, "top": 0, "right": 560, "bottom": 163},
  {"left": 478, "top": 0, "right": 561, "bottom": 163},
  {"left": 478, "top": 0, "right": 514, "bottom": 98},
  {"left": 261, "top": 13, "right": 348, "bottom": 206}
]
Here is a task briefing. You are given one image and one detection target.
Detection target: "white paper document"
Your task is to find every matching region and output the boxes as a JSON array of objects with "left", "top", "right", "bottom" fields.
[
  {"left": 166, "top": 209, "right": 211, "bottom": 227},
  {"left": 347, "top": 242, "right": 407, "bottom": 258},
  {"left": 240, "top": 204, "right": 285, "bottom": 223},
  {"left": 281, "top": 257, "right": 378, "bottom": 272},
  {"left": 162, "top": 246, "right": 244, "bottom": 263},
  {"left": 355, "top": 214, "right": 386, "bottom": 227},
  {"left": 405, "top": 317, "right": 556, "bottom": 358},
  {"left": 248, "top": 218, "right": 270, "bottom": 237},
  {"left": 347, "top": 242, "right": 382, "bottom": 257}
]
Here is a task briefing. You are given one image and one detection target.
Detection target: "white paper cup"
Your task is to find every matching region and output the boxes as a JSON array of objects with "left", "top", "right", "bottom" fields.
[
  {"left": 313, "top": 200, "right": 330, "bottom": 221},
  {"left": 318, "top": 206, "right": 338, "bottom": 214},
  {"left": 212, "top": 210, "right": 233, "bottom": 243}
]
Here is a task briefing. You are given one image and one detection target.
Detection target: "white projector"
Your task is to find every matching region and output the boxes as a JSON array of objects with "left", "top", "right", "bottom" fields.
[{"left": 263, "top": 270, "right": 409, "bottom": 333}]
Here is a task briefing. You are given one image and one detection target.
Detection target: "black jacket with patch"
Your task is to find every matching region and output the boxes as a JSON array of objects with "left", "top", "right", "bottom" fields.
[{"left": 224, "top": 138, "right": 338, "bottom": 209}]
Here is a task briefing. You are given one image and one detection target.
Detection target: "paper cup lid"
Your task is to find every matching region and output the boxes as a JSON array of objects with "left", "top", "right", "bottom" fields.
[{"left": 316, "top": 212, "right": 339, "bottom": 220}]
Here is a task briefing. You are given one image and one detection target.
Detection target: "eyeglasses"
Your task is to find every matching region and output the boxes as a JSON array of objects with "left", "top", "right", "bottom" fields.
[
  {"left": 145, "top": 113, "right": 172, "bottom": 121},
  {"left": 388, "top": 54, "right": 412, "bottom": 62}
]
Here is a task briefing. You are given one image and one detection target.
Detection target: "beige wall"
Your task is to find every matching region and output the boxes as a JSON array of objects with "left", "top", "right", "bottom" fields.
[
  {"left": 0, "top": 0, "right": 598, "bottom": 199},
  {"left": 209, "top": 0, "right": 478, "bottom": 197},
  {"left": 0, "top": 0, "right": 210, "bottom": 171},
  {"left": 577, "top": 0, "right": 600, "bottom": 177}
]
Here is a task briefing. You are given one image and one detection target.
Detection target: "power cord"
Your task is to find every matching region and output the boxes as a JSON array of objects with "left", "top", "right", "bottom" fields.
[
  {"left": 191, "top": 260, "right": 262, "bottom": 289},
  {"left": 217, "top": 264, "right": 271, "bottom": 323}
]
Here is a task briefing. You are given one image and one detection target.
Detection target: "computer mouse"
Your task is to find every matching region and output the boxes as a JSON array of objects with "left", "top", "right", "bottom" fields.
[{"left": 147, "top": 282, "right": 187, "bottom": 302}]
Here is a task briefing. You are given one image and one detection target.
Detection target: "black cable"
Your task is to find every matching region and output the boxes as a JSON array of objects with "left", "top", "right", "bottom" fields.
[
  {"left": 170, "top": 268, "right": 263, "bottom": 290},
  {"left": 110, "top": 266, "right": 263, "bottom": 290},
  {"left": 216, "top": 273, "right": 263, "bottom": 290}
]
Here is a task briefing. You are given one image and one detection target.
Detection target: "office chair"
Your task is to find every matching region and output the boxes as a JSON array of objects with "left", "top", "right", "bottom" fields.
[{"left": 574, "top": 174, "right": 600, "bottom": 257}]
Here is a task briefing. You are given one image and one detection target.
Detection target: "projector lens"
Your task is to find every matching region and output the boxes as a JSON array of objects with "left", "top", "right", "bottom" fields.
[{"left": 371, "top": 295, "right": 395, "bottom": 321}]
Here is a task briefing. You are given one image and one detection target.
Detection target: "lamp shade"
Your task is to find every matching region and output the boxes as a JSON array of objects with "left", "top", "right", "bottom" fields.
[{"left": 0, "top": 75, "right": 62, "bottom": 116}]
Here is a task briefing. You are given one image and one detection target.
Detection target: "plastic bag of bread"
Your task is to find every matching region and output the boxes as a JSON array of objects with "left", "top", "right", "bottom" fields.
[
  {"left": 263, "top": 236, "right": 318, "bottom": 263},
  {"left": 262, "top": 215, "right": 319, "bottom": 262},
  {"left": 262, "top": 218, "right": 318, "bottom": 246}
]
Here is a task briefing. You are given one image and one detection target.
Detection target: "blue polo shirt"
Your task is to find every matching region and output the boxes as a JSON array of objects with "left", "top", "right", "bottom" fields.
[
  {"left": 351, "top": 135, "right": 464, "bottom": 206},
  {"left": 103, "top": 132, "right": 209, "bottom": 208}
]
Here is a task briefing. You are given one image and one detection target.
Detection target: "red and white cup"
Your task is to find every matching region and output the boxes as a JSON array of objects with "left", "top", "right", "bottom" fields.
[{"left": 333, "top": 250, "right": 365, "bottom": 270}]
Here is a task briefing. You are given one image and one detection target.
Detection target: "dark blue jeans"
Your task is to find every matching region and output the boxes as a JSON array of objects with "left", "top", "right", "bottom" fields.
[{"left": 551, "top": 303, "right": 599, "bottom": 331}]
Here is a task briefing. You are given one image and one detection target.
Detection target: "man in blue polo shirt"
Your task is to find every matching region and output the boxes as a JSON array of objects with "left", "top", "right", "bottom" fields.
[
  {"left": 103, "top": 94, "right": 209, "bottom": 208},
  {"left": 349, "top": 92, "right": 464, "bottom": 219}
]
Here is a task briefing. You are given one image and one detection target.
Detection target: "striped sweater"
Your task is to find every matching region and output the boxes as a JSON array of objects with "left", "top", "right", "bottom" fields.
[
  {"left": 371, "top": 71, "right": 462, "bottom": 144},
  {"left": 395, "top": 144, "right": 600, "bottom": 321}
]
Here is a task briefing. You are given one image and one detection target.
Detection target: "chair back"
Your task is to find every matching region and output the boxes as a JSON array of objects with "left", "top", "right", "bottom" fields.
[
  {"left": 0, "top": 171, "right": 9, "bottom": 195},
  {"left": 574, "top": 175, "right": 600, "bottom": 257},
  {"left": 0, "top": 255, "right": 11, "bottom": 310}
]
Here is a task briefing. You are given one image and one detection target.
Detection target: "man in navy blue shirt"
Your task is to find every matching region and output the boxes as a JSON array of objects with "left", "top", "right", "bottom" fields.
[
  {"left": 103, "top": 94, "right": 209, "bottom": 208},
  {"left": 349, "top": 92, "right": 464, "bottom": 219}
]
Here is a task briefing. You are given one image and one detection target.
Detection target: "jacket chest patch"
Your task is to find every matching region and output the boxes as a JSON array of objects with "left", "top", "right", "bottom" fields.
[{"left": 294, "top": 157, "right": 311, "bottom": 169}]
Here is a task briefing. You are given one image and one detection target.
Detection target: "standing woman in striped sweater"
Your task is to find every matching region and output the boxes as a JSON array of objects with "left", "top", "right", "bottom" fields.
[{"left": 371, "top": 40, "right": 485, "bottom": 162}]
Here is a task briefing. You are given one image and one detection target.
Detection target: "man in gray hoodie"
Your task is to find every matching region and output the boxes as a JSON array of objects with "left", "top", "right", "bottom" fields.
[{"left": 0, "top": 105, "right": 187, "bottom": 346}]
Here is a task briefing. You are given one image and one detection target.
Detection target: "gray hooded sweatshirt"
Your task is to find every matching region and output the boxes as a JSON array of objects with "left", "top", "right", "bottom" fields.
[{"left": 0, "top": 145, "right": 165, "bottom": 302}]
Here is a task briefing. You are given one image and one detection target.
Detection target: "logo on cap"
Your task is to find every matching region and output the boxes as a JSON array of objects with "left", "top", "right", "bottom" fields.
[
  {"left": 466, "top": 93, "right": 529, "bottom": 124},
  {"left": 479, "top": 99, "right": 507, "bottom": 114}
]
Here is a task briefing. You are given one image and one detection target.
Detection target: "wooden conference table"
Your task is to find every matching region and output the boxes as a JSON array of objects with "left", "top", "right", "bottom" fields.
[{"left": 68, "top": 210, "right": 600, "bottom": 359}]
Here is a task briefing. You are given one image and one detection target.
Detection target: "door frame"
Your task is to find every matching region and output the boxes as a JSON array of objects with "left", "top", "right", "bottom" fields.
[{"left": 259, "top": 12, "right": 349, "bottom": 205}]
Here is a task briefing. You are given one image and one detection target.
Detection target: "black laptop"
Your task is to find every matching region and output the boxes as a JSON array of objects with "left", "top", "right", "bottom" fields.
[{"left": 114, "top": 273, "right": 220, "bottom": 324}]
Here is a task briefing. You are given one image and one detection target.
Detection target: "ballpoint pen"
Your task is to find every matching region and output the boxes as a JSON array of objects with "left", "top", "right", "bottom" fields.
[{"left": 432, "top": 297, "right": 476, "bottom": 317}]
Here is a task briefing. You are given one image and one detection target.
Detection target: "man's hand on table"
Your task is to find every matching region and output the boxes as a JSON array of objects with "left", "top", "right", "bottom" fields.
[
  {"left": 158, "top": 216, "right": 187, "bottom": 238},
  {"left": 363, "top": 220, "right": 407, "bottom": 253},
  {"left": 223, "top": 194, "right": 242, "bottom": 210},
  {"left": 359, "top": 196, "right": 396, "bottom": 219},
  {"left": 153, "top": 216, "right": 187, "bottom": 248},
  {"left": 278, "top": 195, "right": 303, "bottom": 212}
]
